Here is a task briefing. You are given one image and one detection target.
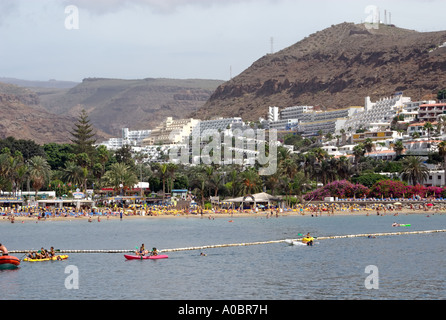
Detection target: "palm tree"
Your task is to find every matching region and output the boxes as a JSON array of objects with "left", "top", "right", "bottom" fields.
[
  {"left": 399, "top": 156, "right": 429, "bottom": 186},
  {"left": 363, "top": 138, "right": 374, "bottom": 153},
  {"left": 393, "top": 140, "right": 405, "bottom": 157},
  {"left": 61, "top": 161, "right": 84, "bottom": 190},
  {"left": 290, "top": 172, "right": 308, "bottom": 203},
  {"left": 264, "top": 170, "right": 281, "bottom": 196},
  {"left": 223, "top": 166, "right": 242, "bottom": 198},
  {"left": 411, "top": 131, "right": 421, "bottom": 139},
  {"left": 28, "top": 156, "right": 51, "bottom": 198},
  {"left": 205, "top": 166, "right": 224, "bottom": 197},
  {"left": 424, "top": 122, "right": 434, "bottom": 139},
  {"left": 239, "top": 167, "right": 262, "bottom": 195},
  {"left": 353, "top": 143, "right": 365, "bottom": 174},
  {"left": 187, "top": 165, "right": 208, "bottom": 208},
  {"left": 153, "top": 163, "right": 169, "bottom": 200},
  {"left": 438, "top": 140, "right": 446, "bottom": 186},
  {"left": 166, "top": 163, "right": 178, "bottom": 194},
  {"left": 337, "top": 156, "right": 352, "bottom": 180},
  {"left": 103, "top": 162, "right": 138, "bottom": 196}
]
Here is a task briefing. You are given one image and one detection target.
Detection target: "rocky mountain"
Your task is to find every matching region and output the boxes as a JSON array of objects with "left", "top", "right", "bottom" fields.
[
  {"left": 0, "top": 77, "right": 79, "bottom": 89},
  {"left": 0, "top": 77, "right": 222, "bottom": 144},
  {"left": 0, "top": 82, "right": 82, "bottom": 144},
  {"left": 192, "top": 22, "right": 446, "bottom": 121},
  {"left": 36, "top": 78, "right": 224, "bottom": 138}
]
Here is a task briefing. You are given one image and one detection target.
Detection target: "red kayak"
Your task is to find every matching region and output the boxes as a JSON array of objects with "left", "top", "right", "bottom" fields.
[
  {"left": 0, "top": 255, "right": 20, "bottom": 269},
  {"left": 124, "top": 254, "right": 168, "bottom": 260}
]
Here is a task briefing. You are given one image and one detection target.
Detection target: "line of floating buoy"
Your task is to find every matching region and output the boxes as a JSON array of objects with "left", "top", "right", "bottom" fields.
[
  {"left": 315, "top": 229, "right": 446, "bottom": 240},
  {"left": 8, "top": 229, "right": 445, "bottom": 254},
  {"left": 8, "top": 249, "right": 136, "bottom": 254}
]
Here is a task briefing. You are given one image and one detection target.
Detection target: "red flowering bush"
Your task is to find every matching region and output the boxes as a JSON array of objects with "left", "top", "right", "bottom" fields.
[
  {"left": 368, "top": 180, "right": 411, "bottom": 198},
  {"left": 304, "top": 180, "right": 369, "bottom": 201}
]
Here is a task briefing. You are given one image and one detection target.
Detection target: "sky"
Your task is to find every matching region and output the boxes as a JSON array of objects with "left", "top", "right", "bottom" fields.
[{"left": 0, "top": 0, "right": 445, "bottom": 82}]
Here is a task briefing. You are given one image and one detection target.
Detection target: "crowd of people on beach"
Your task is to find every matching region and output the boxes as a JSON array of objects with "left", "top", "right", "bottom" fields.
[{"left": 0, "top": 199, "right": 443, "bottom": 222}]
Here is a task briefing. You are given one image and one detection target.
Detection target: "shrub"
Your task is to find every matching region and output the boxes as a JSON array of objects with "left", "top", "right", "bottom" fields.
[
  {"left": 303, "top": 180, "right": 369, "bottom": 201},
  {"left": 369, "top": 180, "right": 411, "bottom": 198}
]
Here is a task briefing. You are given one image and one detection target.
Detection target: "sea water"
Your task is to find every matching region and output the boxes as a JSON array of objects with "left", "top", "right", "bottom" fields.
[{"left": 0, "top": 214, "right": 445, "bottom": 300}]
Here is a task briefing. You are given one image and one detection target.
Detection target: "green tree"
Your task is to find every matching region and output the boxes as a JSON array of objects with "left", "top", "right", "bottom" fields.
[
  {"left": 351, "top": 172, "right": 389, "bottom": 188},
  {"left": 438, "top": 140, "right": 446, "bottom": 186},
  {"left": 61, "top": 161, "right": 84, "bottom": 190},
  {"left": 437, "top": 89, "right": 446, "bottom": 101},
  {"left": 0, "top": 137, "right": 46, "bottom": 160},
  {"left": 103, "top": 162, "right": 138, "bottom": 196},
  {"left": 239, "top": 167, "right": 262, "bottom": 195},
  {"left": 154, "top": 163, "right": 169, "bottom": 200},
  {"left": 399, "top": 156, "right": 429, "bottom": 186},
  {"left": 44, "top": 143, "right": 75, "bottom": 170},
  {"left": 114, "top": 145, "right": 134, "bottom": 167},
  {"left": 187, "top": 165, "right": 208, "bottom": 208},
  {"left": 70, "top": 109, "right": 97, "bottom": 157},
  {"left": 353, "top": 143, "right": 365, "bottom": 174},
  {"left": 363, "top": 138, "right": 374, "bottom": 153},
  {"left": 28, "top": 156, "right": 51, "bottom": 198},
  {"left": 393, "top": 140, "right": 405, "bottom": 157},
  {"left": 423, "top": 122, "right": 434, "bottom": 139}
]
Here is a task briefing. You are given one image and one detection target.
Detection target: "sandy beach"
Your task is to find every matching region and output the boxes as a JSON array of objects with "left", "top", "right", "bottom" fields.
[{"left": 1, "top": 207, "right": 441, "bottom": 223}]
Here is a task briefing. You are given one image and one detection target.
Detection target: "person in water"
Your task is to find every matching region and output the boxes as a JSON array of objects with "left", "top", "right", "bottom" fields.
[{"left": 0, "top": 243, "right": 8, "bottom": 256}]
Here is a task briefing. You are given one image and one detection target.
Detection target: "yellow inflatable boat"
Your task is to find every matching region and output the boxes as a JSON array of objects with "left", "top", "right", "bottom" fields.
[{"left": 24, "top": 255, "right": 69, "bottom": 262}]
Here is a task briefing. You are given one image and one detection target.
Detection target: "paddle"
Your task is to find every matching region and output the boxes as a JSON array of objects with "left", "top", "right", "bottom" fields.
[
  {"left": 135, "top": 246, "right": 144, "bottom": 260},
  {"left": 19, "top": 253, "right": 29, "bottom": 261}
]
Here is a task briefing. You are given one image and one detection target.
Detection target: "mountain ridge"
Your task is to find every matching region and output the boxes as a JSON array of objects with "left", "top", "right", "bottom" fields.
[
  {"left": 192, "top": 22, "right": 446, "bottom": 121},
  {"left": 0, "top": 77, "right": 223, "bottom": 144}
]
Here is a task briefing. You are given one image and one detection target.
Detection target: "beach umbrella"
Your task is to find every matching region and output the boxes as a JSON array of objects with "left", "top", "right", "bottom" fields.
[
  {"left": 394, "top": 202, "right": 402, "bottom": 206},
  {"left": 427, "top": 203, "right": 434, "bottom": 206}
]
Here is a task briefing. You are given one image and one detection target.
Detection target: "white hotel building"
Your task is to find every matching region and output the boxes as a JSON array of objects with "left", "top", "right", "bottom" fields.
[
  {"left": 98, "top": 128, "right": 151, "bottom": 150},
  {"left": 342, "top": 93, "right": 411, "bottom": 132},
  {"left": 268, "top": 105, "right": 362, "bottom": 135}
]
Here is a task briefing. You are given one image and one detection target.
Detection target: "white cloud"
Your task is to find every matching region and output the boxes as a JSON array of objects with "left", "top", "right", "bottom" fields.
[{"left": 63, "top": 0, "right": 262, "bottom": 14}]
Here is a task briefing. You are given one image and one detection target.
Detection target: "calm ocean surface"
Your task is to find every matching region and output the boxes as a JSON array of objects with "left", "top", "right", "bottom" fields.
[{"left": 1, "top": 213, "right": 445, "bottom": 300}]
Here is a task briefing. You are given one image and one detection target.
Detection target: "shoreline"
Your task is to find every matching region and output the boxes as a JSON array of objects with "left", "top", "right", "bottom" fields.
[{"left": 1, "top": 208, "right": 442, "bottom": 223}]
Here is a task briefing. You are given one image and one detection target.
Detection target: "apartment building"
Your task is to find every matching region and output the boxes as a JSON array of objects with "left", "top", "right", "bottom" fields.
[
  {"left": 142, "top": 117, "right": 200, "bottom": 146},
  {"left": 191, "top": 117, "right": 244, "bottom": 138},
  {"left": 417, "top": 103, "right": 446, "bottom": 122},
  {"left": 351, "top": 130, "right": 399, "bottom": 144},
  {"left": 98, "top": 128, "right": 151, "bottom": 150},
  {"left": 343, "top": 93, "right": 411, "bottom": 132}
]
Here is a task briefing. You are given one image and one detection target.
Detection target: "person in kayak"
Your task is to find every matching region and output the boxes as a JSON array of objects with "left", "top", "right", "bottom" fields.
[
  {"left": 0, "top": 243, "right": 8, "bottom": 256},
  {"left": 26, "top": 251, "right": 37, "bottom": 259},
  {"left": 302, "top": 233, "right": 314, "bottom": 246},
  {"left": 36, "top": 247, "right": 49, "bottom": 259},
  {"left": 135, "top": 244, "right": 147, "bottom": 256},
  {"left": 49, "top": 247, "right": 56, "bottom": 258},
  {"left": 150, "top": 247, "right": 159, "bottom": 256}
]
